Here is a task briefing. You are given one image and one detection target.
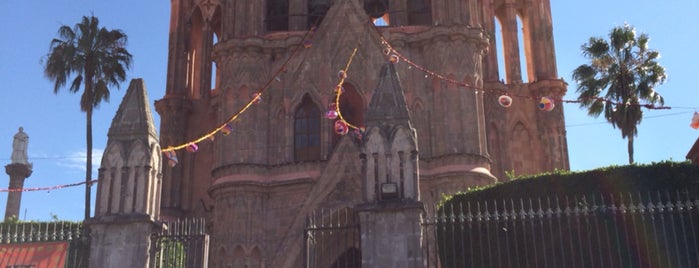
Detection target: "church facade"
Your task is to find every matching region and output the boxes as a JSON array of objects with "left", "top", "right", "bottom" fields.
[{"left": 154, "top": 0, "right": 568, "bottom": 266}]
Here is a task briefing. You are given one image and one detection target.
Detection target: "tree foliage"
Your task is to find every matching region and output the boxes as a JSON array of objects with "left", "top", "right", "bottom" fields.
[
  {"left": 43, "top": 15, "right": 132, "bottom": 219},
  {"left": 572, "top": 25, "right": 666, "bottom": 164}
]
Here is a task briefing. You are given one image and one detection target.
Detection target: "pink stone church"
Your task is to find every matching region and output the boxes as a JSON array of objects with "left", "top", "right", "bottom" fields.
[{"left": 148, "top": 0, "right": 569, "bottom": 266}]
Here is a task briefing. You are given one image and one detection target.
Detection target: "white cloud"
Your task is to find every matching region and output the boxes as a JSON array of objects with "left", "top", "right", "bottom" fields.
[{"left": 57, "top": 148, "right": 103, "bottom": 176}]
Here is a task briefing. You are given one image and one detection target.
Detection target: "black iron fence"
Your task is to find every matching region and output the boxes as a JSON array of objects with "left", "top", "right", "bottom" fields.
[
  {"left": 424, "top": 191, "right": 699, "bottom": 268},
  {"left": 0, "top": 221, "right": 89, "bottom": 268},
  {"left": 150, "top": 218, "right": 209, "bottom": 268},
  {"left": 304, "top": 207, "right": 361, "bottom": 268}
]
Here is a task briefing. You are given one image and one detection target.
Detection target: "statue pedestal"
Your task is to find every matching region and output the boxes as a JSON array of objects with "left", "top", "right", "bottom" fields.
[{"left": 4, "top": 163, "right": 32, "bottom": 220}]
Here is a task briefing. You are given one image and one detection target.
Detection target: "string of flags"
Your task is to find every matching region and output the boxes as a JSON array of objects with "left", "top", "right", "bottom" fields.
[
  {"left": 160, "top": 19, "right": 695, "bottom": 167},
  {"left": 0, "top": 179, "right": 98, "bottom": 193},
  {"left": 161, "top": 27, "right": 320, "bottom": 166}
]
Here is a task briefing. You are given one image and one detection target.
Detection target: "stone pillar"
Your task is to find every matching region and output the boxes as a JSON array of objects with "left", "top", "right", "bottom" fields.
[
  {"left": 357, "top": 203, "right": 424, "bottom": 268},
  {"left": 88, "top": 79, "right": 163, "bottom": 268},
  {"left": 4, "top": 163, "right": 31, "bottom": 220},
  {"left": 358, "top": 62, "right": 425, "bottom": 267},
  {"left": 498, "top": 3, "right": 522, "bottom": 83}
]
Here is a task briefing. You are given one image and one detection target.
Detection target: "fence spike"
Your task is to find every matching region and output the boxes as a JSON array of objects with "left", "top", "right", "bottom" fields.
[
  {"left": 675, "top": 190, "right": 685, "bottom": 212},
  {"left": 656, "top": 191, "right": 665, "bottom": 212},
  {"left": 493, "top": 200, "right": 500, "bottom": 221},
  {"left": 537, "top": 198, "right": 544, "bottom": 218},
  {"left": 484, "top": 201, "right": 492, "bottom": 222},
  {"left": 501, "top": 200, "right": 509, "bottom": 220},
  {"left": 665, "top": 190, "right": 675, "bottom": 212}
]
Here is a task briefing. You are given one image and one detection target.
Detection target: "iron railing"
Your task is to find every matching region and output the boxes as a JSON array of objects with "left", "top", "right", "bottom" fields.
[
  {"left": 150, "top": 218, "right": 209, "bottom": 268},
  {"left": 423, "top": 191, "right": 699, "bottom": 268},
  {"left": 304, "top": 207, "right": 361, "bottom": 268}
]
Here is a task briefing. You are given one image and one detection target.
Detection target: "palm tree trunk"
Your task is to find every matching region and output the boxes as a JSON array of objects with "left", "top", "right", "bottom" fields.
[
  {"left": 627, "top": 136, "right": 634, "bottom": 164},
  {"left": 85, "top": 107, "right": 92, "bottom": 220}
]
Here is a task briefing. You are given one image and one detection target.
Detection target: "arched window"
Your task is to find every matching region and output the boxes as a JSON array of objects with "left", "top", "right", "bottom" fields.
[
  {"left": 295, "top": 95, "right": 321, "bottom": 161},
  {"left": 266, "top": 0, "right": 289, "bottom": 31},
  {"left": 333, "top": 83, "right": 364, "bottom": 146}
]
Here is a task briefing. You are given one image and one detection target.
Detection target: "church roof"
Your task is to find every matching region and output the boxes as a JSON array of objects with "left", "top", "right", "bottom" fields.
[{"left": 108, "top": 78, "right": 158, "bottom": 139}]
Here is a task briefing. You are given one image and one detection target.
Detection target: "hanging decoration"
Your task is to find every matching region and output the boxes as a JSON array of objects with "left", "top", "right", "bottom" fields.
[
  {"left": 498, "top": 95, "right": 513, "bottom": 108},
  {"left": 158, "top": 22, "right": 320, "bottom": 156},
  {"left": 389, "top": 54, "right": 399, "bottom": 63},
  {"left": 691, "top": 112, "right": 699, "bottom": 129},
  {"left": 158, "top": 19, "right": 688, "bottom": 162},
  {"left": 252, "top": 93, "right": 262, "bottom": 104},
  {"left": 165, "top": 151, "right": 178, "bottom": 167},
  {"left": 334, "top": 120, "right": 349, "bottom": 135},
  {"left": 0, "top": 179, "right": 99, "bottom": 193},
  {"left": 538, "top": 97, "right": 555, "bottom": 112},
  {"left": 371, "top": 27, "right": 673, "bottom": 112},
  {"left": 337, "top": 70, "right": 347, "bottom": 79},
  {"left": 221, "top": 123, "right": 233, "bottom": 136},
  {"left": 325, "top": 103, "right": 339, "bottom": 119},
  {"left": 186, "top": 143, "right": 199, "bottom": 153},
  {"left": 352, "top": 128, "right": 365, "bottom": 140}
]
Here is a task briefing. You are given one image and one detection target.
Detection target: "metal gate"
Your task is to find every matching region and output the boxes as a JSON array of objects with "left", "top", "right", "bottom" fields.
[{"left": 151, "top": 218, "right": 209, "bottom": 268}]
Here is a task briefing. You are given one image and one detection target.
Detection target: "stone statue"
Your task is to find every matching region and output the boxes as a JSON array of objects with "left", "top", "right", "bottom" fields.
[{"left": 11, "top": 127, "right": 29, "bottom": 165}]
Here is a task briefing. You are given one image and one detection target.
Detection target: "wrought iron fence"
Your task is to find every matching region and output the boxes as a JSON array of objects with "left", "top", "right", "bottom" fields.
[
  {"left": 151, "top": 218, "right": 209, "bottom": 268},
  {"left": 424, "top": 190, "right": 699, "bottom": 268},
  {"left": 304, "top": 207, "right": 361, "bottom": 268},
  {"left": 0, "top": 221, "right": 89, "bottom": 268}
]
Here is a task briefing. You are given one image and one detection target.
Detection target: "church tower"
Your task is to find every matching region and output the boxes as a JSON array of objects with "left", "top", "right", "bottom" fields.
[{"left": 156, "top": 0, "right": 568, "bottom": 266}]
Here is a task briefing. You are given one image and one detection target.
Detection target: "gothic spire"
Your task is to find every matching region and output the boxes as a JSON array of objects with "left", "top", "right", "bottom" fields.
[
  {"left": 365, "top": 62, "right": 411, "bottom": 128},
  {"left": 108, "top": 78, "right": 158, "bottom": 140}
]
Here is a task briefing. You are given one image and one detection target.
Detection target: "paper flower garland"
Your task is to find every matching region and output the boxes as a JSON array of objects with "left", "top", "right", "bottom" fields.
[
  {"left": 252, "top": 93, "right": 262, "bottom": 104},
  {"left": 186, "top": 143, "right": 199, "bottom": 153},
  {"left": 334, "top": 120, "right": 349, "bottom": 135},
  {"left": 325, "top": 103, "right": 339, "bottom": 119},
  {"left": 498, "top": 95, "right": 513, "bottom": 107},
  {"left": 221, "top": 123, "right": 233, "bottom": 136},
  {"left": 389, "top": 54, "right": 399, "bottom": 63},
  {"left": 691, "top": 112, "right": 699, "bottom": 129},
  {"left": 337, "top": 70, "right": 347, "bottom": 79},
  {"left": 538, "top": 96, "right": 555, "bottom": 112},
  {"left": 165, "top": 151, "right": 178, "bottom": 167}
]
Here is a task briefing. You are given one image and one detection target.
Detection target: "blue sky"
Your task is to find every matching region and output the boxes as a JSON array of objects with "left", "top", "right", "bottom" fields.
[{"left": 0, "top": 1, "right": 697, "bottom": 221}]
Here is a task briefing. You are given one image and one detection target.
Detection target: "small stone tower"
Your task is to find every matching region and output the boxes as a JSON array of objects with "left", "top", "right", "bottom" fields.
[
  {"left": 89, "top": 79, "right": 162, "bottom": 268},
  {"left": 358, "top": 62, "right": 423, "bottom": 267},
  {"left": 4, "top": 127, "right": 32, "bottom": 221}
]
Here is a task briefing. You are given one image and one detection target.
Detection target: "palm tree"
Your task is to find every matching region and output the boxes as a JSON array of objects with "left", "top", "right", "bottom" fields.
[
  {"left": 572, "top": 25, "right": 666, "bottom": 164},
  {"left": 44, "top": 15, "right": 132, "bottom": 219}
]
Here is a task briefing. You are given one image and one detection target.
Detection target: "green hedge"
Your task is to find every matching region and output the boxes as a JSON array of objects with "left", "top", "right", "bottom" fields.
[
  {"left": 444, "top": 161, "right": 699, "bottom": 205},
  {"left": 435, "top": 161, "right": 699, "bottom": 267}
]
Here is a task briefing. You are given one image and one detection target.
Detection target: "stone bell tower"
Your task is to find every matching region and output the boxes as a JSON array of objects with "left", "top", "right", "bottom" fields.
[
  {"left": 89, "top": 79, "right": 162, "bottom": 268},
  {"left": 358, "top": 62, "right": 423, "bottom": 267}
]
